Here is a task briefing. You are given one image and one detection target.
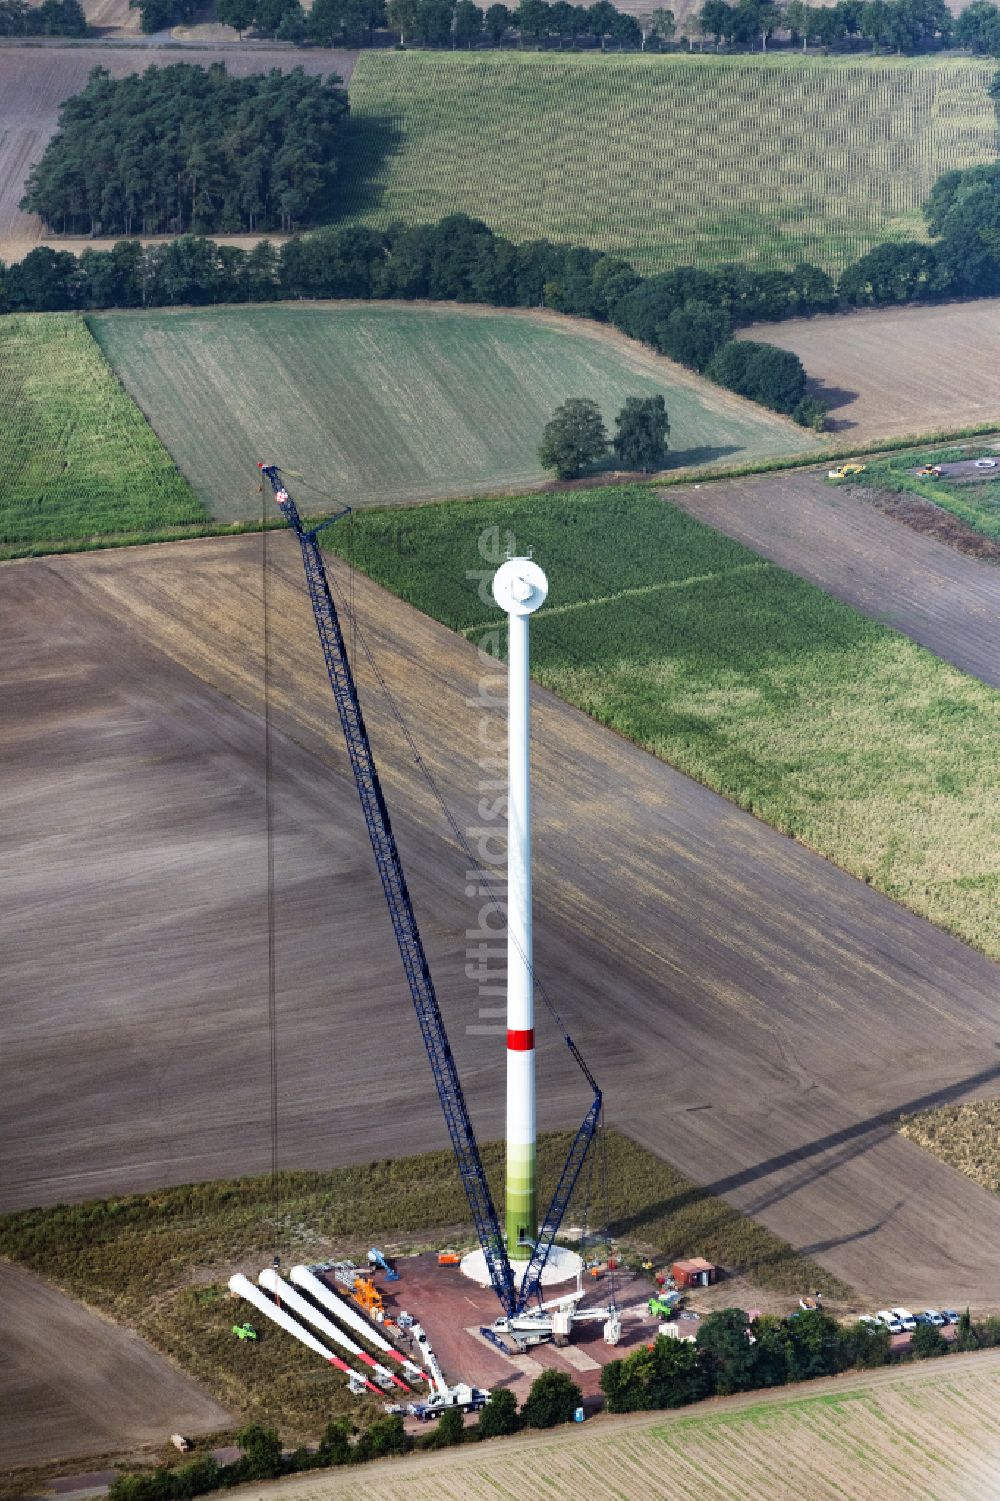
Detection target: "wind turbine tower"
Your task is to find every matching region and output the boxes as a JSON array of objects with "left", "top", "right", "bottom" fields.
[{"left": 492, "top": 557, "right": 548, "bottom": 1262}]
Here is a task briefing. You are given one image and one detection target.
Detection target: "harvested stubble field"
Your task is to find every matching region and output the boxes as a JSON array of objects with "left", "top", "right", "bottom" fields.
[
  {"left": 331, "top": 485, "right": 1000, "bottom": 960},
  {"left": 88, "top": 303, "right": 810, "bottom": 515},
  {"left": 0, "top": 312, "right": 208, "bottom": 555},
  {"left": 6, "top": 540, "right": 1000, "bottom": 1310},
  {"left": 0, "top": 1130, "right": 844, "bottom": 1461},
  {"left": 220, "top": 1352, "right": 1000, "bottom": 1500},
  {"left": 900, "top": 1099, "right": 1000, "bottom": 1193},
  {"left": 341, "top": 52, "right": 997, "bottom": 275},
  {"left": 0, "top": 44, "right": 357, "bottom": 262},
  {"left": 743, "top": 297, "right": 1000, "bottom": 440}
]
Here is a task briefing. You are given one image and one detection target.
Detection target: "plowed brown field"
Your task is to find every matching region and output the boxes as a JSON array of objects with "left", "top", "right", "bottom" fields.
[
  {"left": 0, "top": 1264, "right": 231, "bottom": 1468},
  {"left": 4, "top": 540, "right": 1000, "bottom": 1310},
  {"left": 0, "top": 44, "right": 356, "bottom": 260},
  {"left": 742, "top": 298, "right": 1000, "bottom": 440}
]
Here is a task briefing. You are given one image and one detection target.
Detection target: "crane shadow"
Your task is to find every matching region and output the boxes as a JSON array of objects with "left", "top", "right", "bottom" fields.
[{"left": 611, "top": 1056, "right": 1000, "bottom": 1239}]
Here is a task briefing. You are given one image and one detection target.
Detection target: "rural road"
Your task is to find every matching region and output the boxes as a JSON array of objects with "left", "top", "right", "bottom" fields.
[
  {"left": 3, "top": 539, "right": 1000, "bottom": 1311},
  {"left": 0, "top": 1263, "right": 232, "bottom": 1467},
  {"left": 663, "top": 470, "right": 1000, "bottom": 689}
]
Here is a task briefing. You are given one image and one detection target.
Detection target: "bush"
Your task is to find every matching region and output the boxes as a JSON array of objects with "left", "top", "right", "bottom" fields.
[
  {"left": 601, "top": 1335, "right": 709, "bottom": 1412},
  {"left": 352, "top": 1413, "right": 411, "bottom": 1460},
  {"left": 477, "top": 1386, "right": 520, "bottom": 1438},
  {"left": 911, "top": 1322, "right": 949, "bottom": 1358},
  {"left": 236, "top": 1424, "right": 283, "bottom": 1480},
  {"left": 521, "top": 1369, "right": 582, "bottom": 1428},
  {"left": 792, "top": 395, "right": 829, "bottom": 431},
  {"left": 707, "top": 341, "right": 808, "bottom": 416}
]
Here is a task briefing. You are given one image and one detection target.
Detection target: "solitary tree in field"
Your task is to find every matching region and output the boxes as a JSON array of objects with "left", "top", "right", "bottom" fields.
[
  {"left": 539, "top": 398, "right": 609, "bottom": 479},
  {"left": 613, "top": 395, "right": 670, "bottom": 471}
]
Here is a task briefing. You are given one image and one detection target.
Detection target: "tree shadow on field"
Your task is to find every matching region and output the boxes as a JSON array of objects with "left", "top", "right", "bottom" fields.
[
  {"left": 610, "top": 1057, "right": 1000, "bottom": 1241},
  {"left": 808, "top": 377, "right": 859, "bottom": 433},
  {"left": 326, "top": 114, "right": 405, "bottom": 222},
  {"left": 664, "top": 443, "right": 742, "bottom": 470}
]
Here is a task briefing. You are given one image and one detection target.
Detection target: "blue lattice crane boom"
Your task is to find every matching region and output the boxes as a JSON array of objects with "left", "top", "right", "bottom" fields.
[{"left": 258, "top": 464, "right": 601, "bottom": 1319}]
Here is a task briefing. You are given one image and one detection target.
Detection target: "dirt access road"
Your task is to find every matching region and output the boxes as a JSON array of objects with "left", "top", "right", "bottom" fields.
[
  {"left": 3, "top": 539, "right": 1000, "bottom": 1310},
  {"left": 0, "top": 43, "right": 356, "bottom": 262},
  {"left": 0, "top": 1263, "right": 231, "bottom": 1468},
  {"left": 742, "top": 298, "right": 1000, "bottom": 440},
  {"left": 662, "top": 469, "right": 1000, "bottom": 689}
]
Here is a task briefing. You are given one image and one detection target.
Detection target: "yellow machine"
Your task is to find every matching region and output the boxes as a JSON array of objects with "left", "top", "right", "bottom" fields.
[{"left": 827, "top": 462, "right": 866, "bottom": 480}]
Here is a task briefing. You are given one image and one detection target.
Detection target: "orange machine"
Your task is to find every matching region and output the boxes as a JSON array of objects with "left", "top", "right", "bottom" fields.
[{"left": 352, "top": 1275, "right": 384, "bottom": 1318}]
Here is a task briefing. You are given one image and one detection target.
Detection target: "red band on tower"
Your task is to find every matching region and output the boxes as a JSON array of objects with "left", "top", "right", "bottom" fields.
[{"left": 507, "top": 1028, "right": 535, "bottom": 1051}]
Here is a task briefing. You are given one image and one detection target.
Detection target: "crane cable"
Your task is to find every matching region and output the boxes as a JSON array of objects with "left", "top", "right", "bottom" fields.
[{"left": 261, "top": 487, "right": 281, "bottom": 1271}]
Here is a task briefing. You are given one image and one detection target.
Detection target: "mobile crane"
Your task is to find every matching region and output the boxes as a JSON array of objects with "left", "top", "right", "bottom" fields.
[{"left": 258, "top": 465, "right": 606, "bottom": 1325}]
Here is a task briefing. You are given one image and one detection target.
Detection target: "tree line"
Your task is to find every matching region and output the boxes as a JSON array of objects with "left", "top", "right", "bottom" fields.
[
  {"left": 0, "top": 0, "right": 85, "bottom": 32},
  {"left": 602, "top": 1304, "right": 998, "bottom": 1412},
  {"left": 127, "top": 0, "right": 1000, "bottom": 53},
  {"left": 4, "top": 160, "right": 1000, "bottom": 422},
  {"left": 20, "top": 65, "right": 350, "bottom": 238},
  {"left": 109, "top": 1370, "right": 582, "bottom": 1500}
]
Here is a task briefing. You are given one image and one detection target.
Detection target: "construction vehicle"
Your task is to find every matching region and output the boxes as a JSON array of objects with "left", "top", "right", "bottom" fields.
[
  {"left": 648, "top": 1291, "right": 683, "bottom": 1318},
  {"left": 351, "top": 1275, "right": 385, "bottom": 1321},
  {"left": 368, "top": 1247, "right": 399, "bottom": 1281},
  {"left": 383, "top": 1324, "right": 489, "bottom": 1421},
  {"left": 232, "top": 1322, "right": 257, "bottom": 1342},
  {"left": 917, "top": 464, "right": 943, "bottom": 477},
  {"left": 437, "top": 1251, "right": 461, "bottom": 1266},
  {"left": 259, "top": 465, "right": 609, "bottom": 1331},
  {"left": 827, "top": 462, "right": 866, "bottom": 480}
]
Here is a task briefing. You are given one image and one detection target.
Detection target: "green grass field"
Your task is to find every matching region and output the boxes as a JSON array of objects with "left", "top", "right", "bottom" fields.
[
  {"left": 0, "top": 1131, "right": 844, "bottom": 1446},
  {"left": 852, "top": 442, "right": 1000, "bottom": 542},
  {"left": 88, "top": 304, "right": 811, "bottom": 518},
  {"left": 328, "top": 486, "right": 1000, "bottom": 960},
  {"left": 0, "top": 314, "right": 208, "bottom": 558},
  {"left": 341, "top": 53, "right": 998, "bottom": 275}
]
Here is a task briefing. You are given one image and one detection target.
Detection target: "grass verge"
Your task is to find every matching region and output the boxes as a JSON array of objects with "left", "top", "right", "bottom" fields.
[
  {"left": 0, "top": 313, "right": 209, "bottom": 554},
  {"left": 847, "top": 441, "right": 1000, "bottom": 542},
  {"left": 0, "top": 1131, "right": 848, "bottom": 1447},
  {"left": 326, "top": 484, "right": 1000, "bottom": 960}
]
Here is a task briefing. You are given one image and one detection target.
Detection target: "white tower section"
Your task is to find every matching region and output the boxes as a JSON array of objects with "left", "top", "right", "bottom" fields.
[{"left": 492, "top": 558, "right": 547, "bottom": 1259}]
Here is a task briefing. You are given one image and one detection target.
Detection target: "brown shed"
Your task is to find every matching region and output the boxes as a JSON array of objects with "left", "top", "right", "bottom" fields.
[{"left": 672, "top": 1257, "right": 719, "bottom": 1289}]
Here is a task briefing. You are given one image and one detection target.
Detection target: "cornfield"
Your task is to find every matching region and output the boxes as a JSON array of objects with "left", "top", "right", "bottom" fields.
[
  {"left": 341, "top": 52, "right": 998, "bottom": 274},
  {"left": 0, "top": 312, "right": 208, "bottom": 555}
]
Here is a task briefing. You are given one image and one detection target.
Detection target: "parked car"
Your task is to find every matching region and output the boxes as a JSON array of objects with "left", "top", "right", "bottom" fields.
[
  {"left": 913, "top": 1313, "right": 934, "bottom": 1327},
  {"left": 923, "top": 1310, "right": 946, "bottom": 1327},
  {"left": 973, "top": 458, "right": 997, "bottom": 469},
  {"left": 941, "top": 1310, "right": 960, "bottom": 1325},
  {"left": 890, "top": 1307, "right": 917, "bottom": 1332},
  {"left": 877, "top": 1310, "right": 903, "bottom": 1334}
]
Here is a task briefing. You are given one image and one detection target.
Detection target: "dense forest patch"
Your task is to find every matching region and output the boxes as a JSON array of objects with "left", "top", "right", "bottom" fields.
[{"left": 20, "top": 63, "right": 349, "bottom": 237}]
